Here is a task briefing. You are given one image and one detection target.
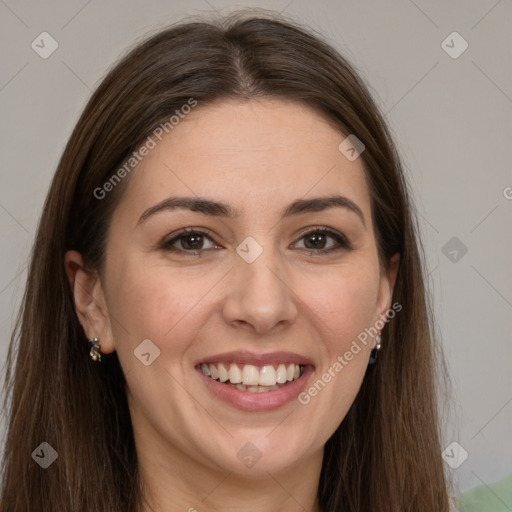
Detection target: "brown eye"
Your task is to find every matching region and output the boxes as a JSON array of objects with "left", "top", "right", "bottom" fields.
[
  {"left": 160, "top": 226, "right": 351, "bottom": 256},
  {"left": 161, "top": 228, "right": 218, "bottom": 254},
  {"left": 293, "top": 228, "right": 351, "bottom": 254}
]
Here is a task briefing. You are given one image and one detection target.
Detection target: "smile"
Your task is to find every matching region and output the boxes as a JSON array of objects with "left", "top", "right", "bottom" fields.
[
  {"left": 200, "top": 362, "right": 305, "bottom": 392},
  {"left": 195, "top": 351, "right": 314, "bottom": 411}
]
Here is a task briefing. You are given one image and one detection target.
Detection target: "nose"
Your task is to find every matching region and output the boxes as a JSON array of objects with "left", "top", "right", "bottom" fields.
[{"left": 222, "top": 245, "right": 299, "bottom": 335}]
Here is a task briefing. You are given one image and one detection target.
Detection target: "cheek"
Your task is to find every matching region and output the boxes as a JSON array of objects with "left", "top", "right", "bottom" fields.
[
  {"left": 103, "top": 259, "right": 217, "bottom": 421},
  {"left": 300, "top": 263, "right": 380, "bottom": 347},
  {"left": 103, "top": 256, "right": 217, "bottom": 362},
  {"left": 300, "top": 264, "right": 380, "bottom": 409}
]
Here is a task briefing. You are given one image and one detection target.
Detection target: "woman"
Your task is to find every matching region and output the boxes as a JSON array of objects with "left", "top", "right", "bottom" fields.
[{"left": 0, "top": 11, "right": 454, "bottom": 512}]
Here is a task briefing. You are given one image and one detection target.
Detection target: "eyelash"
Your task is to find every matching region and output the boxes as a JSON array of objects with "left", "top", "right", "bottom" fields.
[{"left": 160, "top": 227, "right": 352, "bottom": 256}]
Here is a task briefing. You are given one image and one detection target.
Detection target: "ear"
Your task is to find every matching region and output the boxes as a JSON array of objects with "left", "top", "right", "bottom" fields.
[
  {"left": 374, "top": 252, "right": 400, "bottom": 334},
  {"left": 64, "top": 250, "right": 115, "bottom": 354}
]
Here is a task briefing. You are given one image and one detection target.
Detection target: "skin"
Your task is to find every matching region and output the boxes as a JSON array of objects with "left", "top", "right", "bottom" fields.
[{"left": 65, "top": 98, "right": 399, "bottom": 512}]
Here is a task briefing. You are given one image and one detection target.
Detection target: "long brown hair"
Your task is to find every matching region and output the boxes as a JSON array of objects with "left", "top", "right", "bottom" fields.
[{"left": 0, "top": 10, "right": 453, "bottom": 511}]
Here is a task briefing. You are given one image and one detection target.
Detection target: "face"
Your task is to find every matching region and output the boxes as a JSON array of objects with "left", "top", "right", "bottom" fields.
[{"left": 67, "top": 98, "right": 398, "bottom": 479}]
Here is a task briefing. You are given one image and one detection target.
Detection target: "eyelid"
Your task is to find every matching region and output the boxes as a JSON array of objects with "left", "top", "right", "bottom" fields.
[
  {"left": 292, "top": 226, "right": 352, "bottom": 251},
  {"left": 160, "top": 227, "right": 219, "bottom": 251},
  {"left": 161, "top": 226, "right": 351, "bottom": 254},
  {"left": 295, "top": 225, "right": 348, "bottom": 240}
]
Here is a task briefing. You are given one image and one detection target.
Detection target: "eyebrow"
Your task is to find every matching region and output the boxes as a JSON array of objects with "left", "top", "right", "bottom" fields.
[{"left": 137, "top": 195, "right": 366, "bottom": 227}]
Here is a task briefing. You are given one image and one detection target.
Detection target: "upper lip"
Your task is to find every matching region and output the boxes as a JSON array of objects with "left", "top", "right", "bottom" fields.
[{"left": 195, "top": 350, "right": 315, "bottom": 368}]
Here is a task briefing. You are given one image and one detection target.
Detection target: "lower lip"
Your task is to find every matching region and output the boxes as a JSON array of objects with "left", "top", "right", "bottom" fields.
[{"left": 196, "top": 365, "right": 314, "bottom": 412}]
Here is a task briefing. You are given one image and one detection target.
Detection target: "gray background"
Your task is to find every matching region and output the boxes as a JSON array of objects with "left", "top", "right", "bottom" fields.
[{"left": 1, "top": 0, "right": 511, "bottom": 499}]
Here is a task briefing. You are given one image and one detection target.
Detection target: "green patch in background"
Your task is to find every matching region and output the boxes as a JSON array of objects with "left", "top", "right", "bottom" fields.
[{"left": 458, "top": 473, "right": 512, "bottom": 512}]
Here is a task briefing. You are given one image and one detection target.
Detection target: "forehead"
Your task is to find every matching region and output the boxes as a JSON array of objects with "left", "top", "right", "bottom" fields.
[{"left": 115, "top": 98, "right": 371, "bottom": 224}]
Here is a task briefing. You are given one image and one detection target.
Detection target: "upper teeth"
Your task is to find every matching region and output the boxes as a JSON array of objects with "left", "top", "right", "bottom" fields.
[{"left": 201, "top": 363, "right": 303, "bottom": 386}]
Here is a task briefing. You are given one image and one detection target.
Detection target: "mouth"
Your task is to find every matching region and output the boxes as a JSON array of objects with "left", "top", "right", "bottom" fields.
[
  {"left": 198, "top": 362, "right": 306, "bottom": 393},
  {"left": 194, "top": 351, "right": 314, "bottom": 411}
]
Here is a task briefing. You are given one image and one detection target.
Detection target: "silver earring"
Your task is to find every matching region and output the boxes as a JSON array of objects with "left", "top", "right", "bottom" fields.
[
  {"left": 88, "top": 337, "right": 102, "bottom": 362},
  {"left": 368, "top": 332, "right": 382, "bottom": 365}
]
